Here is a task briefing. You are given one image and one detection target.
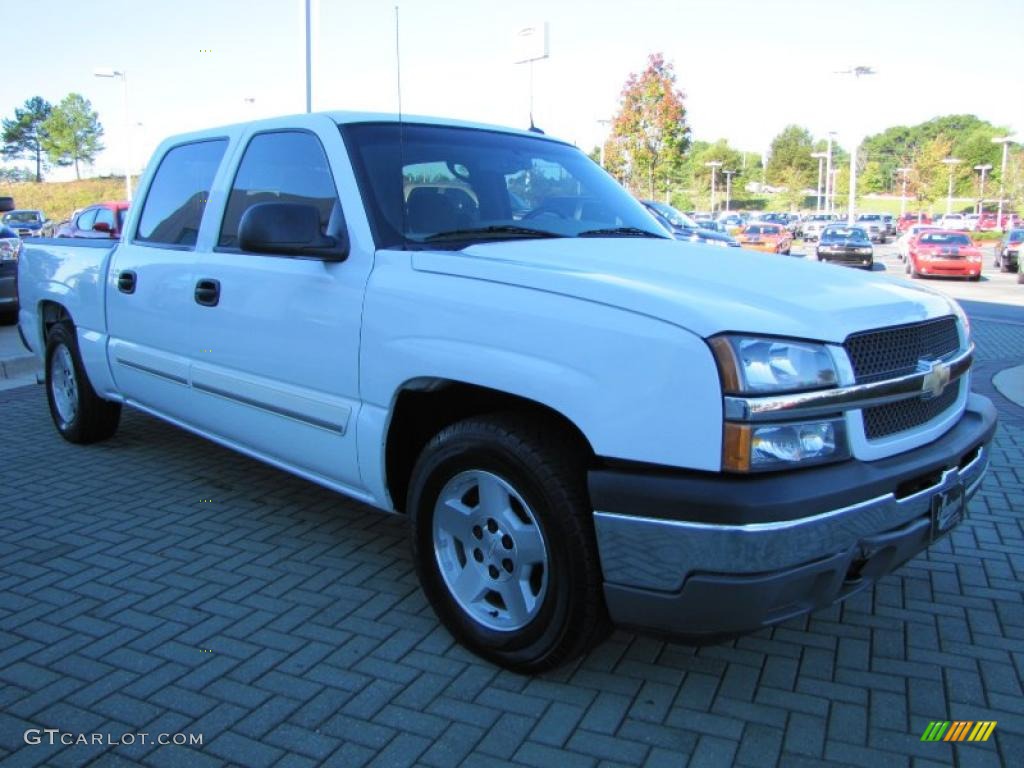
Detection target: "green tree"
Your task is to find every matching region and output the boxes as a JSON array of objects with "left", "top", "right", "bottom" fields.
[
  {"left": 587, "top": 146, "right": 601, "bottom": 165},
  {"left": 2, "top": 97, "right": 53, "bottom": 182},
  {"left": 42, "top": 94, "right": 104, "bottom": 180},
  {"left": 606, "top": 53, "right": 691, "bottom": 198},
  {"left": 907, "top": 135, "right": 955, "bottom": 212},
  {"left": 765, "top": 125, "right": 815, "bottom": 187}
]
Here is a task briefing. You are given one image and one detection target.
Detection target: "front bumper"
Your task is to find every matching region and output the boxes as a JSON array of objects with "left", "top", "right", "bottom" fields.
[
  {"left": 590, "top": 395, "right": 996, "bottom": 637},
  {"left": 916, "top": 258, "right": 981, "bottom": 277},
  {"left": 819, "top": 252, "right": 873, "bottom": 268}
]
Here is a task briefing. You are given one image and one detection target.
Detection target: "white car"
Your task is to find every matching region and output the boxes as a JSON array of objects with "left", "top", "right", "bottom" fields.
[
  {"left": 964, "top": 213, "right": 980, "bottom": 231},
  {"left": 18, "top": 110, "right": 996, "bottom": 671},
  {"left": 940, "top": 213, "right": 969, "bottom": 230},
  {"left": 895, "top": 224, "right": 940, "bottom": 261}
]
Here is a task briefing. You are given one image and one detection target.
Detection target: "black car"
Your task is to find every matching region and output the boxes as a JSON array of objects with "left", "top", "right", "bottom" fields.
[
  {"left": 641, "top": 200, "right": 740, "bottom": 248},
  {"left": 816, "top": 225, "right": 874, "bottom": 269},
  {"left": 0, "top": 225, "right": 20, "bottom": 322},
  {"left": 995, "top": 228, "right": 1023, "bottom": 273}
]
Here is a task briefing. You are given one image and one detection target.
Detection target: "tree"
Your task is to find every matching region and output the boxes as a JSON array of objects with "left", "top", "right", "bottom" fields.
[
  {"left": 907, "top": 135, "right": 955, "bottom": 213},
  {"left": 2, "top": 97, "right": 53, "bottom": 182},
  {"left": 42, "top": 94, "right": 104, "bottom": 179},
  {"left": 606, "top": 53, "right": 691, "bottom": 198},
  {"left": 765, "top": 125, "right": 815, "bottom": 187}
]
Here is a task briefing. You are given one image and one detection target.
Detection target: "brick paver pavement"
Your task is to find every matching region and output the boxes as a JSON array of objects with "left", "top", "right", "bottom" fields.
[{"left": 0, "top": 317, "right": 1021, "bottom": 768}]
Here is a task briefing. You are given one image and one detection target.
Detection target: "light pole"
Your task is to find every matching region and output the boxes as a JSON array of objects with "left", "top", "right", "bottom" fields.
[
  {"left": 705, "top": 161, "right": 722, "bottom": 213},
  {"left": 973, "top": 164, "right": 992, "bottom": 215},
  {"left": 824, "top": 131, "right": 837, "bottom": 214},
  {"left": 94, "top": 68, "right": 132, "bottom": 201},
  {"left": 992, "top": 136, "right": 1015, "bottom": 229},
  {"left": 942, "top": 157, "right": 961, "bottom": 216},
  {"left": 835, "top": 66, "right": 875, "bottom": 224},
  {"left": 597, "top": 118, "right": 611, "bottom": 169},
  {"left": 896, "top": 166, "right": 912, "bottom": 220},
  {"left": 811, "top": 152, "right": 827, "bottom": 212},
  {"left": 723, "top": 170, "right": 736, "bottom": 213}
]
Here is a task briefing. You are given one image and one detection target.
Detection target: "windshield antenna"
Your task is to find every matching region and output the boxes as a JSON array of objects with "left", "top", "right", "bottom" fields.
[{"left": 395, "top": 5, "right": 407, "bottom": 249}]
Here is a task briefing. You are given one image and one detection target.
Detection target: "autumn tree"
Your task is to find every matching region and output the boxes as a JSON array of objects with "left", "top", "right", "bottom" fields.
[
  {"left": 907, "top": 135, "right": 956, "bottom": 213},
  {"left": 2, "top": 97, "right": 53, "bottom": 182},
  {"left": 605, "top": 53, "right": 691, "bottom": 198},
  {"left": 42, "top": 94, "right": 104, "bottom": 180}
]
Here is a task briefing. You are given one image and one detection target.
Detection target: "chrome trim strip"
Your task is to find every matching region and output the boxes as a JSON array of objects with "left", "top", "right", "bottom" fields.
[
  {"left": 115, "top": 357, "right": 189, "bottom": 385},
  {"left": 192, "top": 380, "right": 346, "bottom": 434},
  {"left": 724, "top": 344, "right": 973, "bottom": 422}
]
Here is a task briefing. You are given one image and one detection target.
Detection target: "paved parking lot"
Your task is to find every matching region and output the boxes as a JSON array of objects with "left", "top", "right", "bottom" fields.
[{"left": 1, "top": 271, "right": 1022, "bottom": 767}]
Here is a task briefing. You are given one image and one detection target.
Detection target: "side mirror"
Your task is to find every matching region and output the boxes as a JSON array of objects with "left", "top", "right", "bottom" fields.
[
  {"left": 238, "top": 202, "right": 348, "bottom": 260},
  {"left": 92, "top": 221, "right": 112, "bottom": 233}
]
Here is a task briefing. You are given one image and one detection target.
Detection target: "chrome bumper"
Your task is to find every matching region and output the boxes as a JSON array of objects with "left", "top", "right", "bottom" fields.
[{"left": 594, "top": 444, "right": 988, "bottom": 593}]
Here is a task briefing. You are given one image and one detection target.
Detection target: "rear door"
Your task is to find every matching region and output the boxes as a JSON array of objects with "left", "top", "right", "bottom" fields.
[
  {"left": 106, "top": 138, "right": 228, "bottom": 421},
  {"left": 187, "top": 125, "right": 371, "bottom": 491}
]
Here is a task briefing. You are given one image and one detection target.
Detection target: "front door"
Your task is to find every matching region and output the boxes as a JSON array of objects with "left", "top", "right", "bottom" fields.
[{"left": 188, "top": 126, "right": 371, "bottom": 493}]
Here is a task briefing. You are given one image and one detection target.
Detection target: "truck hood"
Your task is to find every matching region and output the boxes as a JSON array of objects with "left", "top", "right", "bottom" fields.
[{"left": 411, "top": 238, "right": 955, "bottom": 342}]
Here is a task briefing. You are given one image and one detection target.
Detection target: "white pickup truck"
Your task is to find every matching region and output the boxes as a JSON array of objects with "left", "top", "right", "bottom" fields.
[{"left": 17, "top": 112, "right": 996, "bottom": 671}]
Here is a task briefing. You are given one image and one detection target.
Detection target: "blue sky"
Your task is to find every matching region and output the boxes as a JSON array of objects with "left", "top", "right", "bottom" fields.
[{"left": 5, "top": 0, "right": 1023, "bottom": 180}]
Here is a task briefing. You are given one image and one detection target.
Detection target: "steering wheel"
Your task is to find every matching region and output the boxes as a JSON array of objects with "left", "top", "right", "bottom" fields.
[{"left": 522, "top": 206, "right": 568, "bottom": 220}]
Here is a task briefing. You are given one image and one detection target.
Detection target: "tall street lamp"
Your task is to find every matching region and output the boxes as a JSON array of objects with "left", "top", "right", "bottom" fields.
[
  {"left": 992, "top": 136, "right": 1015, "bottom": 229},
  {"left": 705, "top": 161, "right": 722, "bottom": 213},
  {"left": 973, "top": 164, "right": 992, "bottom": 215},
  {"left": 824, "top": 131, "right": 837, "bottom": 214},
  {"left": 942, "top": 157, "right": 961, "bottom": 216},
  {"left": 810, "top": 152, "right": 827, "bottom": 212},
  {"left": 896, "top": 166, "right": 912, "bottom": 220},
  {"left": 94, "top": 68, "right": 132, "bottom": 201},
  {"left": 835, "top": 66, "right": 875, "bottom": 223},
  {"left": 723, "top": 169, "right": 736, "bottom": 213},
  {"left": 597, "top": 118, "right": 611, "bottom": 169}
]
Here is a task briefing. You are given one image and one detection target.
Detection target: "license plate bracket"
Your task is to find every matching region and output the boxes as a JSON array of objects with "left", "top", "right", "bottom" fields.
[{"left": 931, "top": 484, "right": 965, "bottom": 540}]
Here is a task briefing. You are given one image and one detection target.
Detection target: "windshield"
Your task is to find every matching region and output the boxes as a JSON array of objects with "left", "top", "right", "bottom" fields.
[
  {"left": 857, "top": 214, "right": 880, "bottom": 221},
  {"left": 744, "top": 225, "right": 780, "bottom": 235},
  {"left": 3, "top": 211, "right": 41, "bottom": 224},
  {"left": 1008, "top": 229, "right": 1024, "bottom": 240},
  {"left": 920, "top": 233, "right": 971, "bottom": 245},
  {"left": 646, "top": 201, "right": 699, "bottom": 229},
  {"left": 822, "top": 227, "right": 868, "bottom": 241},
  {"left": 341, "top": 122, "right": 666, "bottom": 248}
]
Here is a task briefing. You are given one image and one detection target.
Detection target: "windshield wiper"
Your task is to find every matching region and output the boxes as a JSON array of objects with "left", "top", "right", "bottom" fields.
[
  {"left": 423, "top": 225, "right": 565, "bottom": 242},
  {"left": 578, "top": 226, "right": 665, "bottom": 238}
]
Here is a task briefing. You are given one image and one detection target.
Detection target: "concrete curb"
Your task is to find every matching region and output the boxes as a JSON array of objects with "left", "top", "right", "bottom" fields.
[
  {"left": 0, "top": 354, "right": 39, "bottom": 380},
  {"left": 994, "top": 365, "right": 1024, "bottom": 409}
]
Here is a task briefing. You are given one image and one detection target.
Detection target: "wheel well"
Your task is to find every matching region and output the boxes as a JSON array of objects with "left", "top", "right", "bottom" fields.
[
  {"left": 39, "top": 301, "right": 72, "bottom": 338},
  {"left": 384, "top": 381, "right": 594, "bottom": 512}
]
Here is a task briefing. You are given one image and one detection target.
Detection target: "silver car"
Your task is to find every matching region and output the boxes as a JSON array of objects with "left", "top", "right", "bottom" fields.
[{"left": 801, "top": 214, "right": 838, "bottom": 242}]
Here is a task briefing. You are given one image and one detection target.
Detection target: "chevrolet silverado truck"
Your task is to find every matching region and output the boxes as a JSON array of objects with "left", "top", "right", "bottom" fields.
[{"left": 17, "top": 112, "right": 996, "bottom": 671}]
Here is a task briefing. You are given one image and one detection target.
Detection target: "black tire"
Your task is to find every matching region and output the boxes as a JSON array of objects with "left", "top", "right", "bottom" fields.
[
  {"left": 45, "top": 321, "right": 121, "bottom": 444},
  {"left": 0, "top": 310, "right": 16, "bottom": 326},
  {"left": 1017, "top": 268, "right": 1024, "bottom": 284},
  {"left": 408, "top": 412, "right": 607, "bottom": 672}
]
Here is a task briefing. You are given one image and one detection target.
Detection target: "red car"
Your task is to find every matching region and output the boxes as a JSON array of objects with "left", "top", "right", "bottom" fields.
[
  {"left": 54, "top": 201, "right": 130, "bottom": 239},
  {"left": 977, "top": 212, "right": 1018, "bottom": 231},
  {"left": 897, "top": 212, "right": 932, "bottom": 232},
  {"left": 906, "top": 229, "right": 982, "bottom": 281}
]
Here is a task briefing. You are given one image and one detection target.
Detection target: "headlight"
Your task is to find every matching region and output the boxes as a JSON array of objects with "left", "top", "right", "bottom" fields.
[
  {"left": 856, "top": 247, "right": 872, "bottom": 255},
  {"left": 0, "top": 240, "right": 18, "bottom": 261},
  {"left": 709, "top": 335, "right": 838, "bottom": 394},
  {"left": 724, "top": 418, "right": 850, "bottom": 472}
]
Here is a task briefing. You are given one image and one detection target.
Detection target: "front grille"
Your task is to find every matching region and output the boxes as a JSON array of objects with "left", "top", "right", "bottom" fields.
[
  {"left": 863, "top": 381, "right": 960, "bottom": 439},
  {"left": 844, "top": 317, "right": 959, "bottom": 384},
  {"left": 844, "top": 316, "right": 962, "bottom": 440}
]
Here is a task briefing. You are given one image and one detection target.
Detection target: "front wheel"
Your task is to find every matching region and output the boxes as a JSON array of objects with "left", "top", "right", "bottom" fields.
[
  {"left": 45, "top": 322, "right": 121, "bottom": 443},
  {"left": 408, "top": 413, "right": 607, "bottom": 672}
]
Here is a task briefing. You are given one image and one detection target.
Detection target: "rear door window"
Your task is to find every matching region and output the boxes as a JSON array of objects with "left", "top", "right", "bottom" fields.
[
  {"left": 136, "top": 139, "right": 227, "bottom": 247},
  {"left": 94, "top": 207, "right": 116, "bottom": 230}
]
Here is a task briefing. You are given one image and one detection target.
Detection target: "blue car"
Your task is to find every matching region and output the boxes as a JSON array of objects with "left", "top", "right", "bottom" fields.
[{"left": 1, "top": 209, "right": 54, "bottom": 238}]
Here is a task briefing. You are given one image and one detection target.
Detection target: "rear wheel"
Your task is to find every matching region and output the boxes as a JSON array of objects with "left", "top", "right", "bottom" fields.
[
  {"left": 408, "top": 412, "right": 607, "bottom": 672},
  {"left": 45, "top": 322, "right": 121, "bottom": 444}
]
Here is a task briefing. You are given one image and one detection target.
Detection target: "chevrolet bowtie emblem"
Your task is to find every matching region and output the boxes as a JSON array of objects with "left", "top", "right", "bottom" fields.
[{"left": 920, "top": 359, "right": 952, "bottom": 400}]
